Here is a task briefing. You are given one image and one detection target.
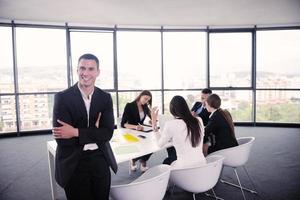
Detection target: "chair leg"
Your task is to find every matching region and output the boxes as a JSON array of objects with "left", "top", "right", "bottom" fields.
[
  {"left": 193, "top": 193, "right": 196, "bottom": 200},
  {"left": 170, "top": 184, "right": 175, "bottom": 195},
  {"left": 234, "top": 168, "right": 247, "bottom": 200},
  {"left": 205, "top": 189, "right": 224, "bottom": 200},
  {"left": 221, "top": 168, "right": 258, "bottom": 194}
]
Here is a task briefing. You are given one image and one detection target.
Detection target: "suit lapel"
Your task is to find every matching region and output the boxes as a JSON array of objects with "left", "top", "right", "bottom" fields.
[
  {"left": 72, "top": 84, "right": 88, "bottom": 127},
  {"left": 89, "top": 89, "right": 99, "bottom": 127},
  {"left": 133, "top": 102, "right": 140, "bottom": 122}
]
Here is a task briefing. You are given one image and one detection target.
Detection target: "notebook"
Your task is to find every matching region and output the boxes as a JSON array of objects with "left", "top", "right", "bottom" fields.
[{"left": 123, "top": 133, "right": 140, "bottom": 142}]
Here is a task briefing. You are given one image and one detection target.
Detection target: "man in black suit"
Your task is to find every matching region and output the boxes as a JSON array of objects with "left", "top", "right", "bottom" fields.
[
  {"left": 52, "top": 54, "right": 114, "bottom": 200},
  {"left": 191, "top": 88, "right": 212, "bottom": 126}
]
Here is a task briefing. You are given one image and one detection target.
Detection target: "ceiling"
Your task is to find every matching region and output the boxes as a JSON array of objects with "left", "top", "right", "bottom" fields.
[{"left": 0, "top": 0, "right": 300, "bottom": 27}]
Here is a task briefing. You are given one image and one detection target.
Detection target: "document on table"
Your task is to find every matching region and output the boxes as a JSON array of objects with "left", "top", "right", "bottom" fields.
[{"left": 113, "top": 145, "right": 140, "bottom": 155}]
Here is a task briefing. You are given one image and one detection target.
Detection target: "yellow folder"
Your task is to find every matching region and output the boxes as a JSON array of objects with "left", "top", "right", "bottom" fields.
[{"left": 123, "top": 133, "right": 140, "bottom": 143}]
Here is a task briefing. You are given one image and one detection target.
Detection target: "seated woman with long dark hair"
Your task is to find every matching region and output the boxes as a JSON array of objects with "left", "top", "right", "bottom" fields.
[
  {"left": 203, "top": 94, "right": 238, "bottom": 156},
  {"left": 154, "top": 95, "right": 206, "bottom": 169},
  {"left": 121, "top": 90, "right": 153, "bottom": 172}
]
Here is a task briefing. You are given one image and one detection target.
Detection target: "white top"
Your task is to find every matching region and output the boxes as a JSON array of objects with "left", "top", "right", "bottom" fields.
[
  {"left": 157, "top": 117, "right": 206, "bottom": 169},
  {"left": 78, "top": 84, "right": 98, "bottom": 151}
]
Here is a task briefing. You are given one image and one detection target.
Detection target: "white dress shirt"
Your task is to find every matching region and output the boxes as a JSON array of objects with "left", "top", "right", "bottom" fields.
[
  {"left": 157, "top": 117, "right": 206, "bottom": 169},
  {"left": 78, "top": 85, "right": 98, "bottom": 151}
]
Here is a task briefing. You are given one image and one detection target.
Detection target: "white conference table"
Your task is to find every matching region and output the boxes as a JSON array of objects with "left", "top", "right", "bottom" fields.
[{"left": 47, "top": 128, "right": 170, "bottom": 200}]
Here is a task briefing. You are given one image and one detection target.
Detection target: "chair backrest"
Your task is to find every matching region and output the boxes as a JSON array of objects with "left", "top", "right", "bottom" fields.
[
  {"left": 209, "top": 137, "right": 255, "bottom": 167},
  {"left": 170, "top": 155, "right": 224, "bottom": 193},
  {"left": 110, "top": 164, "right": 171, "bottom": 200},
  {"left": 158, "top": 114, "right": 173, "bottom": 131}
]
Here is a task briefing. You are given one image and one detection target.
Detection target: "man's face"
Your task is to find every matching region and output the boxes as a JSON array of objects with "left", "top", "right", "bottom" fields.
[
  {"left": 77, "top": 59, "right": 99, "bottom": 88},
  {"left": 201, "top": 93, "right": 210, "bottom": 107}
]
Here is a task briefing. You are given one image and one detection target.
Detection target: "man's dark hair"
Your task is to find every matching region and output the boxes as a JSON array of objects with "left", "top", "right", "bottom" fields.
[
  {"left": 78, "top": 53, "right": 99, "bottom": 69},
  {"left": 201, "top": 88, "right": 212, "bottom": 94}
]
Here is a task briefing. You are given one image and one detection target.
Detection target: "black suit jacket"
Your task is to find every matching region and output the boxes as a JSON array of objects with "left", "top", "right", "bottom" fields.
[
  {"left": 204, "top": 109, "right": 238, "bottom": 154},
  {"left": 191, "top": 102, "right": 210, "bottom": 126},
  {"left": 121, "top": 101, "right": 151, "bottom": 128},
  {"left": 53, "top": 84, "right": 115, "bottom": 187}
]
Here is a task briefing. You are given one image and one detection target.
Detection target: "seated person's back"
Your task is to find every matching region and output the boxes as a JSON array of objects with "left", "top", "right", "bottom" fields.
[
  {"left": 204, "top": 94, "right": 238, "bottom": 155},
  {"left": 156, "top": 96, "right": 206, "bottom": 169}
]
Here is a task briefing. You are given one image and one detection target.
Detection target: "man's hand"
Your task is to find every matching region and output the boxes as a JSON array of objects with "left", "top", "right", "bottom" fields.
[
  {"left": 95, "top": 112, "right": 101, "bottom": 128},
  {"left": 191, "top": 111, "right": 196, "bottom": 117},
  {"left": 53, "top": 119, "right": 78, "bottom": 139}
]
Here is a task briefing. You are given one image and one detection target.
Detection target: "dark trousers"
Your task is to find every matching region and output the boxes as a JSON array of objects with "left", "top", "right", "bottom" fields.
[
  {"left": 64, "top": 149, "right": 111, "bottom": 200},
  {"left": 133, "top": 153, "right": 152, "bottom": 163},
  {"left": 163, "top": 147, "right": 177, "bottom": 165}
]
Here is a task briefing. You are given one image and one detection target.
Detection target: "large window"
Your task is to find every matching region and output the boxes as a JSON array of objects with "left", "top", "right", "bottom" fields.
[
  {"left": 163, "top": 32, "right": 207, "bottom": 89},
  {"left": 256, "top": 91, "right": 300, "bottom": 123},
  {"left": 0, "top": 27, "right": 16, "bottom": 134},
  {"left": 0, "top": 95, "right": 17, "bottom": 133},
  {"left": 19, "top": 94, "right": 54, "bottom": 131},
  {"left": 257, "top": 30, "right": 300, "bottom": 89},
  {"left": 256, "top": 30, "right": 300, "bottom": 123},
  {"left": 70, "top": 31, "right": 114, "bottom": 89},
  {"left": 1, "top": 24, "right": 300, "bottom": 135},
  {"left": 0, "top": 27, "right": 14, "bottom": 94},
  {"left": 16, "top": 28, "right": 67, "bottom": 93},
  {"left": 117, "top": 31, "right": 162, "bottom": 90},
  {"left": 214, "top": 90, "right": 253, "bottom": 122},
  {"left": 209, "top": 32, "right": 252, "bottom": 87},
  {"left": 163, "top": 91, "right": 201, "bottom": 114}
]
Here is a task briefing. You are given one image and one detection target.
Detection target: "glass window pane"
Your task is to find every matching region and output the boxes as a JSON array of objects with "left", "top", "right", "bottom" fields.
[
  {"left": 214, "top": 90, "right": 253, "bottom": 122},
  {"left": 108, "top": 92, "right": 117, "bottom": 122},
  {"left": 70, "top": 31, "right": 114, "bottom": 89},
  {"left": 209, "top": 33, "right": 252, "bottom": 87},
  {"left": 0, "top": 95, "right": 17, "bottom": 133},
  {"left": 164, "top": 90, "right": 252, "bottom": 122},
  {"left": 163, "top": 91, "right": 201, "bottom": 114},
  {"left": 19, "top": 94, "right": 54, "bottom": 131},
  {"left": 256, "top": 90, "right": 300, "bottom": 123},
  {"left": 0, "top": 27, "right": 14, "bottom": 93},
  {"left": 16, "top": 28, "right": 67, "bottom": 92},
  {"left": 163, "top": 32, "right": 207, "bottom": 89},
  {"left": 118, "top": 91, "right": 162, "bottom": 118},
  {"left": 117, "top": 31, "right": 162, "bottom": 90},
  {"left": 257, "top": 30, "right": 300, "bottom": 88}
]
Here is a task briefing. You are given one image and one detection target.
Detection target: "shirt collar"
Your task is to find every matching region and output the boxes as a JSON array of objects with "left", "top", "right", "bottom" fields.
[
  {"left": 77, "top": 83, "right": 94, "bottom": 100},
  {"left": 209, "top": 109, "right": 217, "bottom": 118}
]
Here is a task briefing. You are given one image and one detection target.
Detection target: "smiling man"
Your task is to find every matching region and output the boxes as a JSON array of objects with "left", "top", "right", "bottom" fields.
[{"left": 52, "top": 53, "right": 114, "bottom": 200}]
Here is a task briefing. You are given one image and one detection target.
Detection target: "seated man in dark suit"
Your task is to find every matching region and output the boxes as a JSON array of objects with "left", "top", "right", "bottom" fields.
[{"left": 191, "top": 88, "right": 212, "bottom": 126}]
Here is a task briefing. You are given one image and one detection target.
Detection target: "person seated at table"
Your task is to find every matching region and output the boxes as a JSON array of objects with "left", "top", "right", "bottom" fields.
[
  {"left": 191, "top": 88, "right": 212, "bottom": 126},
  {"left": 203, "top": 94, "right": 238, "bottom": 156},
  {"left": 121, "top": 90, "right": 153, "bottom": 172},
  {"left": 154, "top": 95, "right": 206, "bottom": 169}
]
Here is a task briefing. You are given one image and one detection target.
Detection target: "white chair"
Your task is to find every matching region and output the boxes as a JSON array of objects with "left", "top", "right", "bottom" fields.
[
  {"left": 209, "top": 137, "right": 257, "bottom": 200},
  {"left": 110, "top": 164, "right": 171, "bottom": 200},
  {"left": 170, "top": 155, "right": 224, "bottom": 200}
]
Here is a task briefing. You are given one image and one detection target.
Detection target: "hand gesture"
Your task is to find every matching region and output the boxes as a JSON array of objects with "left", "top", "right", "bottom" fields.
[
  {"left": 95, "top": 112, "right": 101, "bottom": 128},
  {"left": 151, "top": 107, "right": 159, "bottom": 131},
  {"left": 53, "top": 119, "right": 78, "bottom": 139}
]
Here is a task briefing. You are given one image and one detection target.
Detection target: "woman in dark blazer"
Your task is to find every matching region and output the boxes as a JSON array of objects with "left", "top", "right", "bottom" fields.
[
  {"left": 121, "top": 90, "right": 153, "bottom": 172},
  {"left": 203, "top": 94, "right": 238, "bottom": 155}
]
